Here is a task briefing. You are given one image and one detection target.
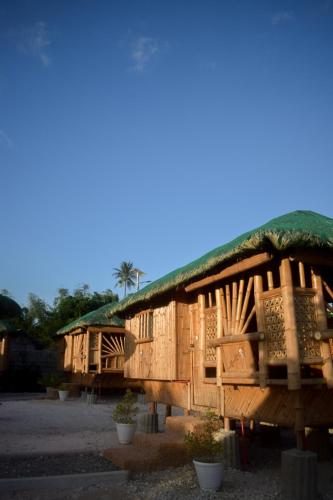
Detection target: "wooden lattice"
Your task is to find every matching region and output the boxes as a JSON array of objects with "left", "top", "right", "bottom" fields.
[
  {"left": 263, "top": 294, "right": 287, "bottom": 361},
  {"left": 205, "top": 308, "right": 217, "bottom": 362},
  {"left": 295, "top": 293, "right": 321, "bottom": 360}
]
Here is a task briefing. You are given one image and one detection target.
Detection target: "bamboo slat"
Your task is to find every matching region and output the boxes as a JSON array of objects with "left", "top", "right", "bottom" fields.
[
  {"left": 226, "top": 285, "right": 231, "bottom": 334},
  {"left": 323, "top": 280, "right": 333, "bottom": 301},
  {"left": 235, "top": 279, "right": 244, "bottom": 334},
  {"left": 238, "top": 277, "right": 253, "bottom": 333},
  {"left": 231, "top": 282, "right": 238, "bottom": 334},
  {"left": 239, "top": 305, "right": 255, "bottom": 335}
]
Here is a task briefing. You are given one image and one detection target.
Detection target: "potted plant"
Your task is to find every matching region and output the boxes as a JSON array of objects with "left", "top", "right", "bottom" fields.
[
  {"left": 112, "top": 389, "right": 138, "bottom": 444},
  {"left": 58, "top": 383, "right": 70, "bottom": 402},
  {"left": 184, "top": 409, "right": 224, "bottom": 491},
  {"left": 38, "top": 373, "right": 64, "bottom": 399}
]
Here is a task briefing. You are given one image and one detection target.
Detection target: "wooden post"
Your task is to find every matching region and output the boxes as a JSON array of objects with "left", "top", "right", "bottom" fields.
[
  {"left": 294, "top": 390, "right": 306, "bottom": 450},
  {"left": 216, "top": 288, "right": 223, "bottom": 419},
  {"left": 198, "top": 294, "right": 206, "bottom": 381},
  {"left": 165, "top": 404, "right": 172, "bottom": 422},
  {"left": 254, "top": 274, "right": 268, "bottom": 388},
  {"left": 311, "top": 269, "right": 333, "bottom": 388},
  {"left": 98, "top": 331, "right": 102, "bottom": 374},
  {"left": 85, "top": 330, "right": 90, "bottom": 374},
  {"left": 148, "top": 402, "right": 157, "bottom": 414},
  {"left": 215, "top": 288, "right": 223, "bottom": 388},
  {"left": 279, "top": 258, "right": 301, "bottom": 390},
  {"left": 299, "top": 262, "right": 306, "bottom": 288}
]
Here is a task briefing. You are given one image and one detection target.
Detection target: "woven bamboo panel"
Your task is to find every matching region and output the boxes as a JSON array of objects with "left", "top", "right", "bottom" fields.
[
  {"left": 262, "top": 292, "right": 287, "bottom": 362},
  {"left": 205, "top": 307, "right": 217, "bottom": 363},
  {"left": 294, "top": 292, "right": 321, "bottom": 360}
]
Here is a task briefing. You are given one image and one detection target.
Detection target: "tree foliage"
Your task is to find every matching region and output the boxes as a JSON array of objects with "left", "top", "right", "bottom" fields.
[
  {"left": 113, "top": 261, "right": 137, "bottom": 297},
  {"left": 13, "top": 285, "right": 118, "bottom": 347}
]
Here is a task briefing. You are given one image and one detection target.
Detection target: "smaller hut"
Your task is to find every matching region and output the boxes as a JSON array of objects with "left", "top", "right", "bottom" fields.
[{"left": 57, "top": 303, "right": 130, "bottom": 390}]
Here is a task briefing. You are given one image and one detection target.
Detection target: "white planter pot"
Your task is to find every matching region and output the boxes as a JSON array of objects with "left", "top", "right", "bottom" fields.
[
  {"left": 58, "top": 390, "right": 70, "bottom": 401},
  {"left": 116, "top": 423, "right": 136, "bottom": 444},
  {"left": 193, "top": 460, "right": 224, "bottom": 491}
]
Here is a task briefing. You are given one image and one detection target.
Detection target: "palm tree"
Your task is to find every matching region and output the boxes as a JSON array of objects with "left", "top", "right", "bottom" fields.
[{"left": 113, "top": 261, "right": 137, "bottom": 297}]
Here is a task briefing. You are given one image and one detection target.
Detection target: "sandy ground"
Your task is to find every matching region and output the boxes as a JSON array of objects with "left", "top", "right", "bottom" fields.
[{"left": 0, "top": 392, "right": 174, "bottom": 455}]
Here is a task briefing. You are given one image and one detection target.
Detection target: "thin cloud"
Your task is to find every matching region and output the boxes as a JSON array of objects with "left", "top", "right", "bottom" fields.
[
  {"left": 0, "top": 129, "right": 13, "bottom": 148},
  {"left": 271, "top": 11, "right": 295, "bottom": 25},
  {"left": 17, "top": 21, "right": 51, "bottom": 67},
  {"left": 131, "top": 36, "right": 159, "bottom": 72}
]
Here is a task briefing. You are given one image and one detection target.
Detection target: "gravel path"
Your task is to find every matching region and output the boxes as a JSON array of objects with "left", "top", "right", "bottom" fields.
[{"left": 0, "top": 394, "right": 332, "bottom": 500}]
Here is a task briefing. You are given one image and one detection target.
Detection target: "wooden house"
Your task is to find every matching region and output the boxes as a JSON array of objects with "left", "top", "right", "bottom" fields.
[
  {"left": 106, "top": 210, "right": 333, "bottom": 443},
  {"left": 57, "top": 303, "right": 130, "bottom": 390}
]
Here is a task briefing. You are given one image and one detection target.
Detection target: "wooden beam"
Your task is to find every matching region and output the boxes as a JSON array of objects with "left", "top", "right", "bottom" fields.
[
  {"left": 185, "top": 252, "right": 273, "bottom": 292},
  {"left": 208, "top": 331, "right": 265, "bottom": 347}
]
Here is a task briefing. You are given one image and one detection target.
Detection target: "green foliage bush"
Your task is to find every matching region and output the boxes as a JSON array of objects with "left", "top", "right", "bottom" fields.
[
  {"left": 112, "top": 389, "right": 138, "bottom": 424},
  {"left": 184, "top": 409, "right": 224, "bottom": 463}
]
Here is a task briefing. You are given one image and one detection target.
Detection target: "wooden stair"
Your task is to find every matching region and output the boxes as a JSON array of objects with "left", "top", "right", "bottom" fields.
[{"left": 103, "top": 416, "right": 204, "bottom": 473}]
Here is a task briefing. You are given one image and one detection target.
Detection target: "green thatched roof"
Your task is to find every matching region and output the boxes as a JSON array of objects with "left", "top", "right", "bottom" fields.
[
  {"left": 106, "top": 210, "right": 333, "bottom": 316},
  {"left": 57, "top": 303, "right": 124, "bottom": 335},
  {"left": 0, "top": 295, "right": 21, "bottom": 319}
]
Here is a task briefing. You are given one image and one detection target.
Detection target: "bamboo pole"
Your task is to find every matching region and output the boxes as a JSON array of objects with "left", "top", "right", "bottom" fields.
[
  {"left": 226, "top": 285, "right": 231, "bottom": 334},
  {"left": 238, "top": 277, "right": 253, "bottom": 334},
  {"left": 323, "top": 280, "right": 333, "bottom": 301},
  {"left": 208, "top": 331, "right": 265, "bottom": 347},
  {"left": 235, "top": 279, "right": 244, "bottom": 334},
  {"left": 254, "top": 274, "right": 268, "bottom": 388},
  {"left": 220, "top": 288, "right": 228, "bottom": 335},
  {"left": 98, "top": 331, "right": 102, "bottom": 374},
  {"left": 199, "top": 294, "right": 206, "bottom": 381},
  {"left": 239, "top": 305, "right": 255, "bottom": 335},
  {"left": 279, "top": 258, "right": 301, "bottom": 390},
  {"left": 215, "top": 288, "right": 223, "bottom": 387},
  {"left": 298, "top": 262, "right": 306, "bottom": 288},
  {"left": 311, "top": 269, "right": 333, "bottom": 388},
  {"left": 231, "top": 282, "right": 238, "bottom": 334},
  {"left": 267, "top": 271, "right": 274, "bottom": 290}
]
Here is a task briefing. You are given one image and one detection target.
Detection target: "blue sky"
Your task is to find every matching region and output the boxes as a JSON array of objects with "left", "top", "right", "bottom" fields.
[{"left": 1, "top": 0, "right": 333, "bottom": 306}]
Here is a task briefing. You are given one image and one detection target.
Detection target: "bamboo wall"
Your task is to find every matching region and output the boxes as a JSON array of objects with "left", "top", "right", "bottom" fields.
[{"left": 125, "top": 302, "right": 177, "bottom": 380}]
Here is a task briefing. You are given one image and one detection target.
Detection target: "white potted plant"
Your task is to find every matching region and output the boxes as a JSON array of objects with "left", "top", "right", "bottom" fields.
[
  {"left": 184, "top": 409, "right": 224, "bottom": 491},
  {"left": 112, "top": 389, "right": 138, "bottom": 444},
  {"left": 58, "top": 383, "right": 70, "bottom": 402}
]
